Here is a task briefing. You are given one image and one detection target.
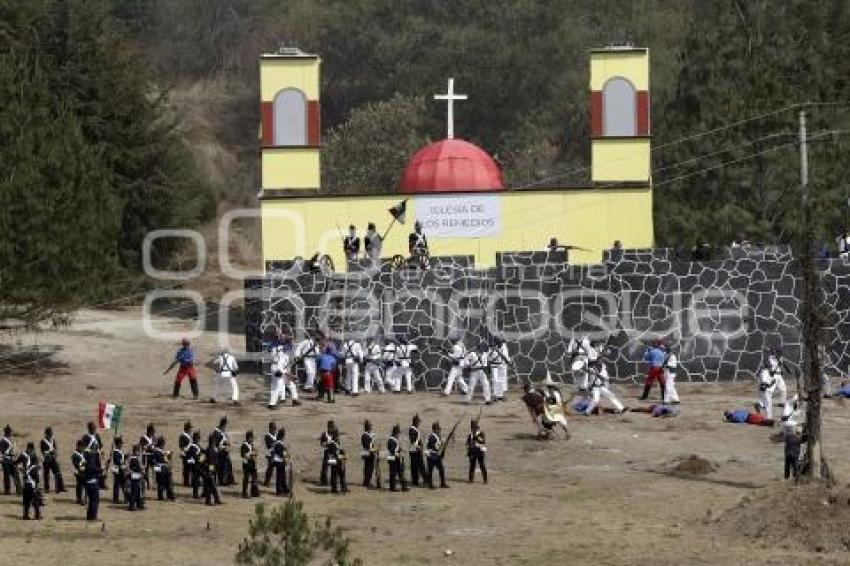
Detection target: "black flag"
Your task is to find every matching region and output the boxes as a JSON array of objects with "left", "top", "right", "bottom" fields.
[{"left": 388, "top": 199, "right": 408, "bottom": 224}]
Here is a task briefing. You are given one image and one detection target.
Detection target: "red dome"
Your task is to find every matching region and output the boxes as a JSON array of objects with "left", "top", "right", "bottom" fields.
[{"left": 398, "top": 139, "right": 504, "bottom": 193}]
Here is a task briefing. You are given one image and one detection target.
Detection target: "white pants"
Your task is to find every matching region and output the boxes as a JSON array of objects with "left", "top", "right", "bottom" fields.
[
  {"left": 774, "top": 375, "right": 787, "bottom": 405},
  {"left": 585, "top": 386, "right": 623, "bottom": 414},
  {"left": 394, "top": 365, "right": 413, "bottom": 392},
  {"left": 466, "top": 370, "right": 491, "bottom": 403},
  {"left": 364, "top": 363, "right": 385, "bottom": 393},
  {"left": 758, "top": 385, "right": 775, "bottom": 419},
  {"left": 663, "top": 370, "right": 679, "bottom": 403},
  {"left": 579, "top": 371, "right": 590, "bottom": 391},
  {"left": 303, "top": 358, "right": 317, "bottom": 389},
  {"left": 214, "top": 374, "right": 238, "bottom": 402},
  {"left": 443, "top": 366, "right": 468, "bottom": 395},
  {"left": 491, "top": 365, "right": 507, "bottom": 399},
  {"left": 269, "top": 376, "right": 298, "bottom": 407},
  {"left": 384, "top": 366, "right": 397, "bottom": 390},
  {"left": 345, "top": 361, "right": 360, "bottom": 394}
]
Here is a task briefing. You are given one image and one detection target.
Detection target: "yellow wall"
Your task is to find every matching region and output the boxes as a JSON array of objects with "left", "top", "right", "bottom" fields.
[
  {"left": 260, "top": 56, "right": 320, "bottom": 101},
  {"left": 589, "top": 49, "right": 649, "bottom": 91},
  {"left": 261, "top": 188, "right": 653, "bottom": 269},
  {"left": 262, "top": 148, "right": 321, "bottom": 189},
  {"left": 591, "top": 139, "right": 651, "bottom": 183}
]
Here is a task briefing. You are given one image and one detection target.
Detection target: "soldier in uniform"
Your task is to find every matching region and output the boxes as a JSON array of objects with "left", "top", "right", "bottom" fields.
[
  {"left": 465, "top": 344, "right": 492, "bottom": 405},
  {"left": 363, "top": 338, "right": 385, "bottom": 393},
  {"left": 81, "top": 421, "right": 105, "bottom": 488},
  {"left": 127, "top": 445, "right": 145, "bottom": 511},
  {"left": 360, "top": 420, "right": 380, "bottom": 488},
  {"left": 110, "top": 436, "right": 127, "bottom": 504},
  {"left": 443, "top": 339, "right": 469, "bottom": 396},
  {"left": 394, "top": 337, "right": 417, "bottom": 393},
  {"left": 408, "top": 414, "right": 425, "bottom": 487},
  {"left": 408, "top": 220, "right": 429, "bottom": 268},
  {"left": 466, "top": 419, "right": 488, "bottom": 483},
  {"left": 343, "top": 224, "right": 360, "bottom": 261},
  {"left": 153, "top": 436, "right": 175, "bottom": 501},
  {"left": 325, "top": 428, "right": 348, "bottom": 494},
  {"left": 71, "top": 439, "right": 86, "bottom": 505},
  {"left": 240, "top": 430, "right": 260, "bottom": 498},
  {"left": 212, "top": 416, "right": 235, "bottom": 486},
  {"left": 166, "top": 337, "right": 199, "bottom": 399},
  {"left": 178, "top": 421, "right": 193, "bottom": 487},
  {"left": 83, "top": 448, "right": 101, "bottom": 521},
  {"left": 139, "top": 423, "right": 156, "bottom": 490},
  {"left": 1, "top": 424, "right": 20, "bottom": 495},
  {"left": 341, "top": 337, "right": 364, "bottom": 396},
  {"left": 200, "top": 434, "right": 221, "bottom": 506},
  {"left": 271, "top": 428, "right": 290, "bottom": 496},
  {"left": 39, "top": 426, "right": 65, "bottom": 493},
  {"left": 426, "top": 422, "right": 449, "bottom": 489},
  {"left": 294, "top": 333, "right": 319, "bottom": 392},
  {"left": 318, "top": 420, "right": 336, "bottom": 486},
  {"left": 269, "top": 338, "right": 301, "bottom": 408},
  {"left": 17, "top": 442, "right": 42, "bottom": 520},
  {"left": 364, "top": 222, "right": 382, "bottom": 260},
  {"left": 387, "top": 425, "right": 408, "bottom": 492},
  {"left": 488, "top": 337, "right": 511, "bottom": 402},
  {"left": 263, "top": 422, "right": 278, "bottom": 487},
  {"left": 185, "top": 432, "right": 202, "bottom": 499}
]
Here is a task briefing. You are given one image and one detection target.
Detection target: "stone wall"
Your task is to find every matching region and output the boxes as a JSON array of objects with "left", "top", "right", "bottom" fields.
[{"left": 245, "top": 247, "right": 850, "bottom": 388}]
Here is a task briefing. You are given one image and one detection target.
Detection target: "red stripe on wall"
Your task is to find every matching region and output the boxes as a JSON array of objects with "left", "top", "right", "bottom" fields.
[
  {"left": 590, "top": 91, "right": 603, "bottom": 137},
  {"left": 307, "top": 100, "right": 321, "bottom": 145},
  {"left": 261, "top": 101, "right": 274, "bottom": 146},
  {"left": 636, "top": 91, "right": 650, "bottom": 135}
]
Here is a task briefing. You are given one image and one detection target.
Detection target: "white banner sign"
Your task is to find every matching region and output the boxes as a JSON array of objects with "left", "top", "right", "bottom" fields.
[{"left": 415, "top": 195, "right": 501, "bottom": 238}]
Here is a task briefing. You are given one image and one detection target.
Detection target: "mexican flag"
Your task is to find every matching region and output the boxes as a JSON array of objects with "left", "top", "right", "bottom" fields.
[{"left": 97, "top": 401, "right": 123, "bottom": 433}]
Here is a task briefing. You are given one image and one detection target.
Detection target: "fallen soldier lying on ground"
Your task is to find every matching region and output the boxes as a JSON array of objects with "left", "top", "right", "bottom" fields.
[
  {"left": 571, "top": 398, "right": 626, "bottom": 415},
  {"left": 629, "top": 404, "right": 679, "bottom": 417},
  {"left": 832, "top": 381, "right": 850, "bottom": 398},
  {"left": 724, "top": 409, "right": 774, "bottom": 427}
]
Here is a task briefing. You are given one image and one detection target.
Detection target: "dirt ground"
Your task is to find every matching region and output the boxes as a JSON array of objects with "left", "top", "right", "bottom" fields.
[{"left": 1, "top": 308, "right": 849, "bottom": 565}]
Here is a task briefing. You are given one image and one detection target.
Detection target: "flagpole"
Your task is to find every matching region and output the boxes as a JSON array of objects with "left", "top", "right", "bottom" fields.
[{"left": 381, "top": 217, "right": 397, "bottom": 241}]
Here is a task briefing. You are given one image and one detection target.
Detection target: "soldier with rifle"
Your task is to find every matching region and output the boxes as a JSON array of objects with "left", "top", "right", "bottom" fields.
[
  {"left": 17, "top": 442, "right": 42, "bottom": 520},
  {"left": 39, "top": 426, "right": 65, "bottom": 493},
  {"left": 71, "top": 439, "right": 86, "bottom": 505},
  {"left": 139, "top": 423, "right": 156, "bottom": 490},
  {"left": 465, "top": 344, "right": 492, "bottom": 405},
  {"left": 200, "top": 434, "right": 222, "bottom": 506},
  {"left": 163, "top": 337, "right": 199, "bottom": 399},
  {"left": 152, "top": 436, "right": 175, "bottom": 501},
  {"left": 425, "top": 422, "right": 449, "bottom": 489},
  {"left": 466, "top": 418, "right": 488, "bottom": 483},
  {"left": 240, "top": 430, "right": 260, "bottom": 498},
  {"left": 212, "top": 416, "right": 235, "bottom": 486},
  {"left": 318, "top": 420, "right": 336, "bottom": 486},
  {"left": 271, "top": 427, "right": 291, "bottom": 496},
  {"left": 178, "top": 421, "right": 193, "bottom": 487},
  {"left": 325, "top": 427, "right": 348, "bottom": 494},
  {"left": 81, "top": 421, "right": 105, "bottom": 488},
  {"left": 127, "top": 444, "right": 145, "bottom": 511},
  {"left": 1, "top": 424, "right": 21, "bottom": 495},
  {"left": 185, "top": 432, "right": 202, "bottom": 499},
  {"left": 408, "top": 414, "right": 425, "bottom": 487},
  {"left": 387, "top": 424, "right": 408, "bottom": 492},
  {"left": 263, "top": 422, "right": 277, "bottom": 487},
  {"left": 360, "top": 419, "right": 381, "bottom": 488},
  {"left": 110, "top": 436, "right": 127, "bottom": 504}
]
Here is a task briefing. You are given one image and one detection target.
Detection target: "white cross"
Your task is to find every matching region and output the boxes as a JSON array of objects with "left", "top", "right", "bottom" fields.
[{"left": 434, "top": 78, "right": 467, "bottom": 139}]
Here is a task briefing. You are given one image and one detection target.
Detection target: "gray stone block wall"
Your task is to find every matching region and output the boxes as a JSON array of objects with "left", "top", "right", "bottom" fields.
[{"left": 245, "top": 248, "right": 850, "bottom": 388}]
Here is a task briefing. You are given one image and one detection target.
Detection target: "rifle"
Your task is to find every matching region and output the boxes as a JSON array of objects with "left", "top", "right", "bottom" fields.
[
  {"left": 440, "top": 413, "right": 466, "bottom": 459},
  {"left": 162, "top": 360, "right": 178, "bottom": 376}
]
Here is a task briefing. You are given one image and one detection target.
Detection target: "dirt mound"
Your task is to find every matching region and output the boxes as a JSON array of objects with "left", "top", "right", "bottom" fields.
[
  {"left": 720, "top": 483, "right": 850, "bottom": 553},
  {"left": 663, "top": 454, "right": 718, "bottom": 475}
]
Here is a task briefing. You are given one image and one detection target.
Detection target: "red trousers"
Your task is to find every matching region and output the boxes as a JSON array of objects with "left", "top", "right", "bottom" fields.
[
  {"left": 320, "top": 371, "right": 335, "bottom": 391},
  {"left": 644, "top": 367, "right": 663, "bottom": 386},
  {"left": 175, "top": 366, "right": 198, "bottom": 384}
]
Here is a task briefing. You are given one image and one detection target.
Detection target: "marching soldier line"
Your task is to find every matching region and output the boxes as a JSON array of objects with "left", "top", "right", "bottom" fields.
[{"left": 0, "top": 413, "right": 489, "bottom": 521}]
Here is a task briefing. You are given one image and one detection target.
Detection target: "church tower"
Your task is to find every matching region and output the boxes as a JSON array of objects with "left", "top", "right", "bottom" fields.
[
  {"left": 589, "top": 46, "right": 650, "bottom": 184},
  {"left": 259, "top": 47, "right": 321, "bottom": 192}
]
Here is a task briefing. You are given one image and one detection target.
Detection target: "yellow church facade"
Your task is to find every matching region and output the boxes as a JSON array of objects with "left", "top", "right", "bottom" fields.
[{"left": 258, "top": 46, "right": 653, "bottom": 268}]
